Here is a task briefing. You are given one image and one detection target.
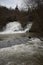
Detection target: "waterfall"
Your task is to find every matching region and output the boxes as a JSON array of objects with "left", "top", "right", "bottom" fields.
[
  {"left": 0, "top": 21, "right": 32, "bottom": 33},
  {"left": 4, "top": 21, "right": 23, "bottom": 32},
  {"left": 0, "top": 21, "right": 32, "bottom": 39}
]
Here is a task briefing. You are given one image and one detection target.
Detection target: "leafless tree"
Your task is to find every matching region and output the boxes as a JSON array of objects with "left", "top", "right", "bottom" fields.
[{"left": 23, "top": 0, "right": 43, "bottom": 7}]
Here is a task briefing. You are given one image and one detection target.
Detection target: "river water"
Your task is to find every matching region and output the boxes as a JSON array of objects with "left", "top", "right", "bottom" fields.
[{"left": 0, "top": 21, "right": 43, "bottom": 65}]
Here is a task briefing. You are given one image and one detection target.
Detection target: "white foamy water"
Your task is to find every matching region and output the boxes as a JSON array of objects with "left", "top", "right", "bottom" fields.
[
  {"left": 3, "top": 21, "right": 32, "bottom": 33},
  {"left": 0, "top": 21, "right": 43, "bottom": 65},
  {"left": 0, "top": 21, "right": 32, "bottom": 39},
  {"left": 4, "top": 21, "right": 23, "bottom": 32},
  {"left": 0, "top": 38, "right": 43, "bottom": 65}
]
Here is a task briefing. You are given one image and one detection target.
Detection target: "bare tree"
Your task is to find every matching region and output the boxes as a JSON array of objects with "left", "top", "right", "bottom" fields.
[
  {"left": 35, "top": 0, "right": 43, "bottom": 6},
  {"left": 23, "top": 0, "right": 38, "bottom": 9},
  {"left": 23, "top": 0, "right": 43, "bottom": 7}
]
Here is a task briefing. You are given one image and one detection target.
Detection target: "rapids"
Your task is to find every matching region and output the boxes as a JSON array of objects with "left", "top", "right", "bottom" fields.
[{"left": 0, "top": 21, "right": 43, "bottom": 65}]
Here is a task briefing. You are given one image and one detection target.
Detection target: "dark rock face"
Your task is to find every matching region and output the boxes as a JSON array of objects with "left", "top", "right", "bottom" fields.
[{"left": 29, "top": 5, "right": 43, "bottom": 37}]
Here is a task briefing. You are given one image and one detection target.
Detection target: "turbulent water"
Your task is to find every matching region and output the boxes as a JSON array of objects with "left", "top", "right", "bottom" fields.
[
  {"left": 4, "top": 22, "right": 23, "bottom": 32},
  {"left": 0, "top": 21, "right": 32, "bottom": 39},
  {"left": 0, "top": 21, "right": 43, "bottom": 65}
]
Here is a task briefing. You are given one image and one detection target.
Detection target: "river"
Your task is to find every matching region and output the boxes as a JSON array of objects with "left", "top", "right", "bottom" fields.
[{"left": 0, "top": 21, "right": 43, "bottom": 65}]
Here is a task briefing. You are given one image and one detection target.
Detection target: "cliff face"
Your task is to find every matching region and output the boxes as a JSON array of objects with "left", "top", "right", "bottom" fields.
[{"left": 29, "top": 5, "right": 43, "bottom": 37}]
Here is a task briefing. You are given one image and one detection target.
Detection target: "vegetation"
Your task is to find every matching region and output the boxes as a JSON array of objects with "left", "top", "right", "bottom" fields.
[{"left": 29, "top": 3, "right": 43, "bottom": 37}]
